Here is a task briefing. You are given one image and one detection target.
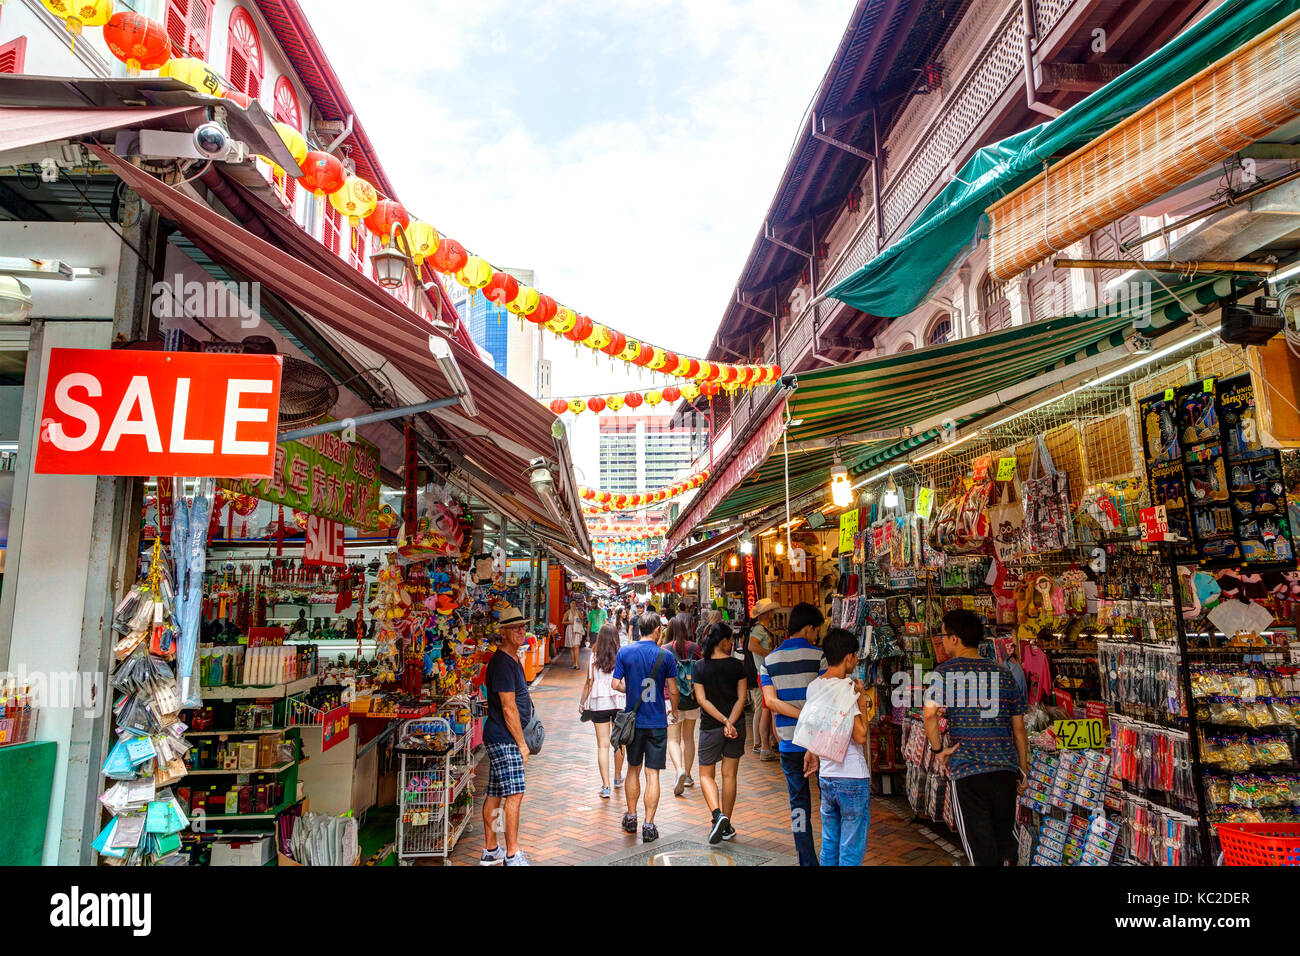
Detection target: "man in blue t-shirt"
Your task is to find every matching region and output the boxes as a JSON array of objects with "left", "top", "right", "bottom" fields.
[
  {"left": 760, "top": 602, "right": 827, "bottom": 866},
  {"left": 612, "top": 611, "right": 679, "bottom": 844},
  {"left": 923, "top": 608, "right": 1028, "bottom": 866},
  {"left": 479, "top": 607, "right": 535, "bottom": 866}
]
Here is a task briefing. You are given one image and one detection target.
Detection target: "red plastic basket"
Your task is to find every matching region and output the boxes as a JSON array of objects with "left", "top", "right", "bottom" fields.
[{"left": 1217, "top": 823, "right": 1300, "bottom": 865}]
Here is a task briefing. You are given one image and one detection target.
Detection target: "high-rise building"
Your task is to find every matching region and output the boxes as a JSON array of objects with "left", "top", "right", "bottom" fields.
[
  {"left": 598, "top": 412, "right": 707, "bottom": 495},
  {"left": 449, "top": 267, "right": 544, "bottom": 396}
]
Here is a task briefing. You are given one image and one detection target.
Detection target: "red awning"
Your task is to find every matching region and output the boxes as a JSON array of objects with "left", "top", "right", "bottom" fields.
[
  {"left": 92, "top": 146, "right": 582, "bottom": 545},
  {"left": 0, "top": 106, "right": 201, "bottom": 153}
]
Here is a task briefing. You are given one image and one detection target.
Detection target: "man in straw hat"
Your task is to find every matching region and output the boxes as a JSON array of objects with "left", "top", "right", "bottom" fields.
[
  {"left": 479, "top": 606, "right": 534, "bottom": 866},
  {"left": 747, "top": 597, "right": 784, "bottom": 761}
]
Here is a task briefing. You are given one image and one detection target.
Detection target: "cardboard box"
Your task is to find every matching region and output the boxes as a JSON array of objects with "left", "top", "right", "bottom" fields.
[{"left": 211, "top": 836, "right": 273, "bottom": 866}]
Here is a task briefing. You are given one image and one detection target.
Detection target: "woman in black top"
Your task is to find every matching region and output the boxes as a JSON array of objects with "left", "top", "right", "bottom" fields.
[{"left": 693, "top": 622, "right": 747, "bottom": 844}]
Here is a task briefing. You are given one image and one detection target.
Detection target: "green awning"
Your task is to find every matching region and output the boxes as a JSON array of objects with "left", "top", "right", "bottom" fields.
[
  {"left": 826, "top": 0, "right": 1299, "bottom": 319},
  {"left": 704, "top": 276, "right": 1232, "bottom": 522}
]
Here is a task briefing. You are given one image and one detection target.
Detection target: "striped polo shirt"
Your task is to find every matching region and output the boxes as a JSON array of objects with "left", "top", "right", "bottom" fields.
[{"left": 758, "top": 637, "right": 827, "bottom": 753}]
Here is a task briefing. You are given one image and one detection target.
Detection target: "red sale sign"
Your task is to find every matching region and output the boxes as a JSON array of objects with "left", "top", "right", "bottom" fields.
[
  {"left": 321, "top": 704, "right": 350, "bottom": 753},
  {"left": 35, "top": 348, "right": 282, "bottom": 478},
  {"left": 303, "top": 515, "right": 345, "bottom": 567}
]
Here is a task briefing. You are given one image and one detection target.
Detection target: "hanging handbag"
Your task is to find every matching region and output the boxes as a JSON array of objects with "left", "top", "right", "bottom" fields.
[
  {"left": 987, "top": 475, "right": 1026, "bottom": 564},
  {"left": 1022, "top": 436, "right": 1074, "bottom": 553},
  {"left": 610, "top": 648, "right": 666, "bottom": 748}
]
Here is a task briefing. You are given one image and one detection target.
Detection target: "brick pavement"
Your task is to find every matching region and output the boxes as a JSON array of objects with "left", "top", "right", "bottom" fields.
[{"left": 447, "top": 650, "right": 963, "bottom": 866}]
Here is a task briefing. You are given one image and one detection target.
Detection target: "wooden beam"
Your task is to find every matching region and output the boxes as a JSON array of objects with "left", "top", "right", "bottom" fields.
[{"left": 1039, "top": 61, "right": 1130, "bottom": 93}]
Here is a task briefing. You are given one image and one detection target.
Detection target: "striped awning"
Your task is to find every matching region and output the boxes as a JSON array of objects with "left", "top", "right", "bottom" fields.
[{"left": 702, "top": 275, "right": 1231, "bottom": 522}]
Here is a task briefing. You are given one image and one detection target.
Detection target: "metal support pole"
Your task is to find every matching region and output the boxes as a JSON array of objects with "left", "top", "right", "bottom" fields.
[{"left": 277, "top": 396, "right": 461, "bottom": 443}]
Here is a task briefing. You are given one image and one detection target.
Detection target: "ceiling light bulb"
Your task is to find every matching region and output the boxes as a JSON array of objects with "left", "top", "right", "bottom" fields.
[{"left": 829, "top": 454, "right": 852, "bottom": 508}]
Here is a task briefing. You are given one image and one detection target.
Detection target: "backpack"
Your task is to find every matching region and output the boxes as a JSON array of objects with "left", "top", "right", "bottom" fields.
[{"left": 676, "top": 646, "right": 696, "bottom": 698}]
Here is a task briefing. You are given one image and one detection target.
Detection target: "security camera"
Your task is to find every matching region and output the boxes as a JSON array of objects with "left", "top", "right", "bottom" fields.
[
  {"left": 779, "top": 373, "right": 798, "bottom": 390},
  {"left": 193, "top": 122, "right": 232, "bottom": 160}
]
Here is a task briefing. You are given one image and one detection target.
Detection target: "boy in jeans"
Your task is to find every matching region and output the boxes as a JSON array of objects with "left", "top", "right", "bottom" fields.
[{"left": 802, "top": 627, "right": 872, "bottom": 866}]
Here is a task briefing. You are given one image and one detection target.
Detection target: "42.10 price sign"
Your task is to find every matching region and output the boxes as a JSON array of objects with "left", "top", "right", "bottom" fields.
[{"left": 1053, "top": 718, "right": 1105, "bottom": 750}]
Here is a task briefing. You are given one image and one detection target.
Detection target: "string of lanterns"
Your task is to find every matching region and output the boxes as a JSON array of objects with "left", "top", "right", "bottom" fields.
[
  {"left": 545, "top": 380, "right": 728, "bottom": 416},
  {"left": 578, "top": 469, "right": 710, "bottom": 513}
]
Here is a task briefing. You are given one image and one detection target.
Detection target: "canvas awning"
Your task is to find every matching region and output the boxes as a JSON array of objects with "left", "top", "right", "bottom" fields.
[
  {"left": 826, "top": 0, "right": 1299, "bottom": 319},
  {"left": 93, "top": 146, "right": 587, "bottom": 549},
  {"left": 987, "top": 9, "right": 1300, "bottom": 280},
  {"left": 0, "top": 105, "right": 202, "bottom": 153},
  {"left": 701, "top": 275, "right": 1232, "bottom": 523},
  {"left": 653, "top": 525, "right": 747, "bottom": 583}
]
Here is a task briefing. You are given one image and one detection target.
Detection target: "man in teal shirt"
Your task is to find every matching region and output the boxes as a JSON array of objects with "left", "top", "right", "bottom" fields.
[{"left": 586, "top": 603, "right": 608, "bottom": 648}]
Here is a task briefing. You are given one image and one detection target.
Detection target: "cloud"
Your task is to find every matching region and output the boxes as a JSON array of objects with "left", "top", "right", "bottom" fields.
[{"left": 305, "top": 0, "right": 854, "bottom": 395}]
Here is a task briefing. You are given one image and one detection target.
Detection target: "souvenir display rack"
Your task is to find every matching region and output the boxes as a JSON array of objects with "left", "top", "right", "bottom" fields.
[{"left": 395, "top": 716, "right": 476, "bottom": 863}]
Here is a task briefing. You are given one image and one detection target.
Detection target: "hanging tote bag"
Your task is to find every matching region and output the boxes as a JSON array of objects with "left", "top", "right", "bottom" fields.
[
  {"left": 610, "top": 648, "right": 666, "bottom": 749},
  {"left": 987, "top": 475, "right": 1026, "bottom": 564},
  {"left": 1022, "top": 436, "right": 1074, "bottom": 553}
]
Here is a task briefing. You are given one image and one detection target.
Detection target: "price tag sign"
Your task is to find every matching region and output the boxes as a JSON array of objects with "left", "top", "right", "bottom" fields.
[
  {"left": 995, "top": 457, "right": 1018, "bottom": 481},
  {"left": 321, "top": 704, "right": 351, "bottom": 753},
  {"left": 1139, "top": 505, "right": 1168, "bottom": 542},
  {"left": 1085, "top": 700, "right": 1109, "bottom": 729},
  {"left": 1203, "top": 377, "right": 1215, "bottom": 393},
  {"left": 916, "top": 487, "right": 934, "bottom": 520},
  {"left": 1053, "top": 718, "right": 1105, "bottom": 749},
  {"left": 972, "top": 456, "right": 991, "bottom": 482},
  {"left": 838, "top": 509, "right": 859, "bottom": 554}
]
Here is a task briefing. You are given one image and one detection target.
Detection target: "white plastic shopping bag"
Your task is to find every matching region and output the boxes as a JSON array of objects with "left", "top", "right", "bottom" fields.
[{"left": 793, "top": 677, "right": 858, "bottom": 763}]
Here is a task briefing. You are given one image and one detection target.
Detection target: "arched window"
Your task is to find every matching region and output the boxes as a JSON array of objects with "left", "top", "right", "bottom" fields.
[
  {"left": 226, "top": 8, "right": 263, "bottom": 100},
  {"left": 896, "top": 338, "right": 915, "bottom": 353},
  {"left": 980, "top": 272, "right": 1011, "bottom": 331},
  {"left": 271, "top": 76, "right": 302, "bottom": 206},
  {"left": 925, "top": 314, "right": 953, "bottom": 346}
]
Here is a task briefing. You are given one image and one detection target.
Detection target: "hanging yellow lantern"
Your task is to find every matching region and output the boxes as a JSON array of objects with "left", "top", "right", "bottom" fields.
[
  {"left": 605, "top": 394, "right": 625, "bottom": 412},
  {"left": 507, "top": 285, "right": 540, "bottom": 317},
  {"left": 696, "top": 360, "right": 714, "bottom": 381},
  {"left": 158, "top": 57, "right": 223, "bottom": 97},
  {"left": 42, "top": 0, "right": 113, "bottom": 47},
  {"left": 260, "top": 121, "right": 308, "bottom": 173},
  {"left": 547, "top": 306, "right": 577, "bottom": 335},
  {"left": 648, "top": 347, "right": 668, "bottom": 371},
  {"left": 619, "top": 339, "right": 642, "bottom": 363},
  {"left": 567, "top": 398, "right": 587, "bottom": 415},
  {"left": 455, "top": 255, "right": 493, "bottom": 291},
  {"left": 583, "top": 324, "right": 611, "bottom": 351},
  {"left": 402, "top": 220, "right": 440, "bottom": 265},
  {"left": 645, "top": 389, "right": 663, "bottom": 407},
  {"left": 328, "top": 175, "right": 378, "bottom": 227},
  {"left": 680, "top": 382, "right": 700, "bottom": 402}
]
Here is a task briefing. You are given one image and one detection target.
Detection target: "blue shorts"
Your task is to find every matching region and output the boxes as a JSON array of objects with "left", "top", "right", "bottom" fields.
[{"left": 486, "top": 742, "right": 526, "bottom": 797}]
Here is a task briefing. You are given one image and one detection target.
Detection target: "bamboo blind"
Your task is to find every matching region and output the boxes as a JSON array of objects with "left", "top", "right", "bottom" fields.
[{"left": 986, "top": 10, "right": 1300, "bottom": 281}]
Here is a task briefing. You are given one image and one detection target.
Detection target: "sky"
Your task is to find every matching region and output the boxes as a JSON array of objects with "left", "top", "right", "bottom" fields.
[{"left": 307, "top": 0, "right": 856, "bottom": 399}]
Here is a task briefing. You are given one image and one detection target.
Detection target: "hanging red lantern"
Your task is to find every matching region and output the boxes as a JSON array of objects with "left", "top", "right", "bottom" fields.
[
  {"left": 429, "top": 238, "right": 469, "bottom": 274},
  {"left": 565, "top": 314, "right": 593, "bottom": 343},
  {"left": 602, "top": 329, "right": 626, "bottom": 357},
  {"left": 548, "top": 398, "right": 568, "bottom": 415},
  {"left": 700, "top": 382, "right": 720, "bottom": 398},
  {"left": 660, "top": 351, "right": 679, "bottom": 376},
  {"left": 365, "top": 200, "right": 410, "bottom": 244},
  {"left": 528, "top": 293, "right": 557, "bottom": 325},
  {"left": 299, "top": 151, "right": 346, "bottom": 198},
  {"left": 662, "top": 385, "right": 681, "bottom": 403},
  {"left": 103, "top": 12, "right": 172, "bottom": 75},
  {"left": 597, "top": 491, "right": 612, "bottom": 504},
  {"left": 625, "top": 392, "right": 644, "bottom": 409},
  {"left": 587, "top": 396, "right": 607, "bottom": 414},
  {"left": 222, "top": 90, "right": 253, "bottom": 109},
  {"left": 615, "top": 494, "right": 628, "bottom": 508},
  {"left": 678, "top": 357, "right": 700, "bottom": 379},
  {"left": 484, "top": 271, "right": 520, "bottom": 307},
  {"left": 631, "top": 345, "right": 656, "bottom": 368}
]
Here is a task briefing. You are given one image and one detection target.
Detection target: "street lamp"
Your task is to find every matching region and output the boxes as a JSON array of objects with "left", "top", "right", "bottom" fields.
[
  {"left": 372, "top": 222, "right": 415, "bottom": 290},
  {"left": 829, "top": 454, "right": 851, "bottom": 508},
  {"left": 0, "top": 276, "right": 33, "bottom": 323}
]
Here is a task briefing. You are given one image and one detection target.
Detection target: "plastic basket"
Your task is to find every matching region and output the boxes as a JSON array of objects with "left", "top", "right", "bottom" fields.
[{"left": 1217, "top": 823, "right": 1300, "bottom": 865}]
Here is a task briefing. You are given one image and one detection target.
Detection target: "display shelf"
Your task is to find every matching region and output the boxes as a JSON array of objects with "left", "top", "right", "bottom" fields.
[
  {"left": 183, "top": 727, "right": 288, "bottom": 737},
  {"left": 182, "top": 760, "right": 296, "bottom": 777},
  {"left": 201, "top": 676, "right": 318, "bottom": 700}
]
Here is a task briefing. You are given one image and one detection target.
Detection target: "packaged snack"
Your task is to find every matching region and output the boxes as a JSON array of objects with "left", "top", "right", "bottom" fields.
[
  {"left": 1210, "top": 696, "right": 1246, "bottom": 726},
  {"left": 1205, "top": 777, "right": 1232, "bottom": 806},
  {"left": 1219, "top": 737, "right": 1253, "bottom": 772}
]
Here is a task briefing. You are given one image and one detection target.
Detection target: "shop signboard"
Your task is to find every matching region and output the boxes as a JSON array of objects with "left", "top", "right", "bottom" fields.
[
  {"left": 320, "top": 704, "right": 350, "bottom": 753},
  {"left": 219, "top": 430, "right": 382, "bottom": 531},
  {"left": 304, "top": 516, "right": 345, "bottom": 567},
  {"left": 666, "top": 397, "right": 787, "bottom": 554},
  {"left": 34, "top": 348, "right": 282, "bottom": 477},
  {"left": 742, "top": 550, "right": 762, "bottom": 618}
]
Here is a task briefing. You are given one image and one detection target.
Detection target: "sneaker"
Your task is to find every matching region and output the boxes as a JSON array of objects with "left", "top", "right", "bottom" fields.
[
  {"left": 673, "top": 771, "right": 687, "bottom": 797},
  {"left": 599, "top": 786, "right": 611, "bottom": 799},
  {"left": 642, "top": 822, "right": 660, "bottom": 843},
  {"left": 751, "top": 745, "right": 760, "bottom": 754},
  {"left": 721, "top": 821, "right": 737, "bottom": 841},
  {"left": 708, "top": 813, "right": 729, "bottom": 845},
  {"left": 621, "top": 812, "right": 638, "bottom": 834},
  {"left": 684, "top": 775, "right": 694, "bottom": 788},
  {"left": 504, "top": 850, "right": 531, "bottom": 866},
  {"left": 613, "top": 777, "right": 624, "bottom": 788},
  {"left": 759, "top": 750, "right": 777, "bottom": 762},
  {"left": 479, "top": 846, "right": 506, "bottom": 866}
]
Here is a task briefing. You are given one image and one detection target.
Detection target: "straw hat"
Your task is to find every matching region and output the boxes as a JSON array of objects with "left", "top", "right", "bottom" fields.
[{"left": 751, "top": 598, "right": 784, "bottom": 619}]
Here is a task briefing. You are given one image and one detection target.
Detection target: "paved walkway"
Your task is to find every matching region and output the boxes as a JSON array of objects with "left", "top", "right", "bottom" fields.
[{"left": 448, "top": 649, "right": 963, "bottom": 866}]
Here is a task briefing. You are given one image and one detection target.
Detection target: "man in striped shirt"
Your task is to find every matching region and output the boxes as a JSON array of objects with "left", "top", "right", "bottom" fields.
[{"left": 760, "top": 602, "right": 827, "bottom": 866}]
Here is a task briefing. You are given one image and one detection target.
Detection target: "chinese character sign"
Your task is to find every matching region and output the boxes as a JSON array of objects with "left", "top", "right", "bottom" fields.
[{"left": 219, "top": 429, "right": 381, "bottom": 531}]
